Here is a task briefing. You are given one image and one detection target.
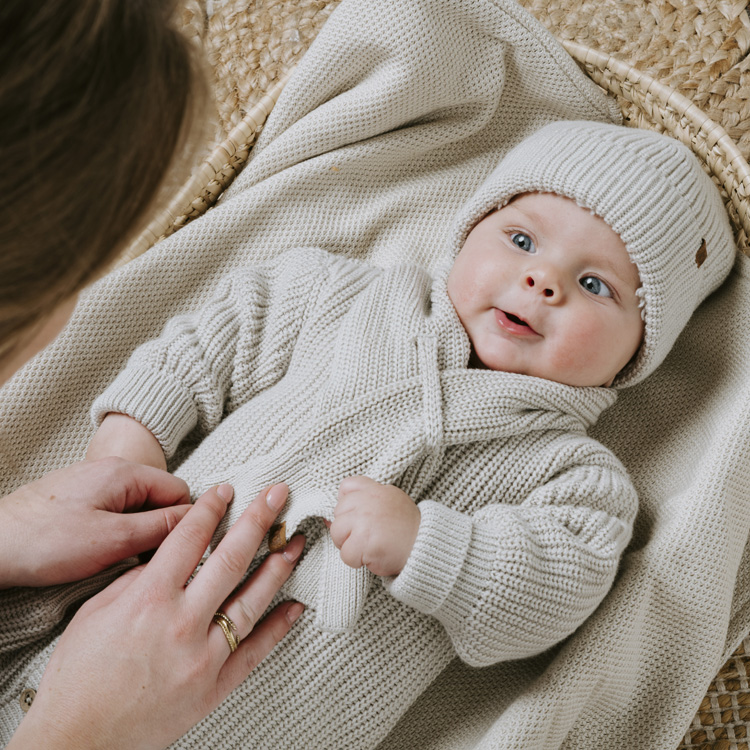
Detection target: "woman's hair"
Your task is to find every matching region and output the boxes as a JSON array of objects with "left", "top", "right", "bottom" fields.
[{"left": 0, "top": 0, "right": 209, "bottom": 358}]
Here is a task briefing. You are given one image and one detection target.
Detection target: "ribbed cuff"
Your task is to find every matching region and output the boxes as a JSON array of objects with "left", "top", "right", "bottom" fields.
[
  {"left": 385, "top": 500, "right": 474, "bottom": 615},
  {"left": 91, "top": 368, "right": 198, "bottom": 459}
]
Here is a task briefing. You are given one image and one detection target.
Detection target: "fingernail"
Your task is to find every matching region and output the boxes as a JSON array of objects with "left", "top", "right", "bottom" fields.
[
  {"left": 283, "top": 535, "right": 305, "bottom": 563},
  {"left": 265, "top": 484, "right": 287, "bottom": 512},
  {"left": 217, "top": 484, "right": 234, "bottom": 502},
  {"left": 286, "top": 602, "right": 304, "bottom": 625}
]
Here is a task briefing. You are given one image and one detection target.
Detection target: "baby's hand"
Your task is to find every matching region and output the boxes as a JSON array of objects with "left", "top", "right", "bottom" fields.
[{"left": 329, "top": 476, "right": 420, "bottom": 577}]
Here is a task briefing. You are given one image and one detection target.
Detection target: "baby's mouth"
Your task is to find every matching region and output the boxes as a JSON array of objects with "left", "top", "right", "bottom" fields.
[
  {"left": 505, "top": 312, "right": 528, "bottom": 327},
  {"left": 496, "top": 309, "right": 539, "bottom": 336}
]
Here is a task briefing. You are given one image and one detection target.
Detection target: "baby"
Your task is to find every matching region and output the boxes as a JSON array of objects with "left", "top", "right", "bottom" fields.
[{"left": 87, "top": 121, "right": 735, "bottom": 748}]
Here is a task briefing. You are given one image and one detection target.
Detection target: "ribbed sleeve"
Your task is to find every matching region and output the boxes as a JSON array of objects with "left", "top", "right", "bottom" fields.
[
  {"left": 90, "top": 248, "right": 333, "bottom": 458},
  {"left": 386, "top": 499, "right": 473, "bottom": 614},
  {"left": 388, "top": 439, "right": 637, "bottom": 667},
  {"left": 91, "top": 368, "right": 198, "bottom": 459}
]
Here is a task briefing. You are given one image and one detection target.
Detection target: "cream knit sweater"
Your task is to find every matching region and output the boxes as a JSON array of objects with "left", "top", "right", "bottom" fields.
[
  {"left": 2, "top": 1, "right": 748, "bottom": 748},
  {"left": 90, "top": 247, "right": 635, "bottom": 745},
  {"left": 94, "top": 250, "right": 636, "bottom": 628}
]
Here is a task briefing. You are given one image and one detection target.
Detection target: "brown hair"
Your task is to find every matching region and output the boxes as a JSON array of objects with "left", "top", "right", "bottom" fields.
[{"left": 0, "top": 0, "right": 209, "bottom": 358}]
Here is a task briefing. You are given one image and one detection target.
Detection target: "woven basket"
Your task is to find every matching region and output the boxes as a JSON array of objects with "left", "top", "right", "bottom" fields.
[{"left": 123, "top": 3, "right": 750, "bottom": 747}]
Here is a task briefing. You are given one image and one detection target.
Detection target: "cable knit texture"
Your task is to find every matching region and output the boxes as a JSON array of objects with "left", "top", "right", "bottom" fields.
[{"left": 0, "top": 1, "right": 747, "bottom": 749}]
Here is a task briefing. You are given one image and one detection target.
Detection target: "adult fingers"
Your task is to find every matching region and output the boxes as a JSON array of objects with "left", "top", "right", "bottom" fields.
[
  {"left": 209, "top": 534, "right": 305, "bottom": 657},
  {"left": 105, "top": 504, "right": 192, "bottom": 562},
  {"left": 217, "top": 601, "right": 305, "bottom": 697},
  {"left": 186, "top": 484, "right": 289, "bottom": 615},
  {"left": 121, "top": 461, "right": 192, "bottom": 511},
  {"left": 143, "top": 484, "right": 233, "bottom": 590}
]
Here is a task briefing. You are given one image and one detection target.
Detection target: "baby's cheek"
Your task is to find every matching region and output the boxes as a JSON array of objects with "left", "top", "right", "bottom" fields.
[
  {"left": 550, "top": 321, "right": 611, "bottom": 380},
  {"left": 549, "top": 343, "right": 586, "bottom": 377}
]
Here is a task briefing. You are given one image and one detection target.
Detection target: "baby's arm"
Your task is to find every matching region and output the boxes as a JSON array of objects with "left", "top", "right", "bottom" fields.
[
  {"left": 380, "top": 437, "right": 637, "bottom": 667},
  {"left": 90, "top": 249, "right": 348, "bottom": 464},
  {"left": 87, "top": 413, "right": 167, "bottom": 470}
]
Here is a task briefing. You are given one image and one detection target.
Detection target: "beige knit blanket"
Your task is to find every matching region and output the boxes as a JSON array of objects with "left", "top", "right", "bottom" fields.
[{"left": 1, "top": 0, "right": 748, "bottom": 747}]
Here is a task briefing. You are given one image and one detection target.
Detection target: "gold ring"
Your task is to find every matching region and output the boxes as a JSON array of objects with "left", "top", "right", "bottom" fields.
[{"left": 213, "top": 611, "right": 240, "bottom": 654}]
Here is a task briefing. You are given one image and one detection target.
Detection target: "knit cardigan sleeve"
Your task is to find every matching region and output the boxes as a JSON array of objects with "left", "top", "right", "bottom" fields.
[
  {"left": 91, "top": 248, "right": 332, "bottom": 459},
  {"left": 386, "top": 434, "right": 637, "bottom": 667}
]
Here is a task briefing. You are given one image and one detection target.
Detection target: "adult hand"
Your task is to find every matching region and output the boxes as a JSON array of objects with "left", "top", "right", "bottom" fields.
[
  {"left": 0, "top": 458, "right": 192, "bottom": 588},
  {"left": 8, "top": 483, "right": 305, "bottom": 750}
]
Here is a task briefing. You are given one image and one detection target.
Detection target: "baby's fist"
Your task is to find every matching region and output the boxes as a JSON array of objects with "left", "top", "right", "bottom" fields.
[{"left": 329, "top": 476, "right": 420, "bottom": 577}]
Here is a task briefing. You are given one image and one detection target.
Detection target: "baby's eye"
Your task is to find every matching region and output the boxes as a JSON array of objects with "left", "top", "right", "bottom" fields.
[
  {"left": 580, "top": 276, "right": 612, "bottom": 298},
  {"left": 510, "top": 232, "right": 535, "bottom": 253}
]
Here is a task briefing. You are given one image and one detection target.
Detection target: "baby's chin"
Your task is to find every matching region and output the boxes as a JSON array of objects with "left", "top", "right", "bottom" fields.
[{"left": 469, "top": 348, "right": 618, "bottom": 388}]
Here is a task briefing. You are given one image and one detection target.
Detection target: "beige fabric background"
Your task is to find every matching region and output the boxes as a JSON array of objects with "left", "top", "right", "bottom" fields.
[{"left": 1, "top": 0, "right": 749, "bottom": 747}]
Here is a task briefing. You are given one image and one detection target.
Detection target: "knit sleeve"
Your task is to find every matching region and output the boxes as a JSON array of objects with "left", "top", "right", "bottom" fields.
[
  {"left": 91, "top": 248, "right": 331, "bottom": 459},
  {"left": 385, "top": 436, "right": 637, "bottom": 667}
]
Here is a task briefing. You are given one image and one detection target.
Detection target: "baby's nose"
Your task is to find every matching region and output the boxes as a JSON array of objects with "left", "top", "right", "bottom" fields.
[{"left": 524, "top": 271, "right": 562, "bottom": 301}]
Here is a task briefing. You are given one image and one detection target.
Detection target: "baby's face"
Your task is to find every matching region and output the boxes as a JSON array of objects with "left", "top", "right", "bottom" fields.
[{"left": 447, "top": 192, "right": 644, "bottom": 387}]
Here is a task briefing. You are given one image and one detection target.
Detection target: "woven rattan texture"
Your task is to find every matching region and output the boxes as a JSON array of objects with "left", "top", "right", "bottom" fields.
[
  {"left": 518, "top": 1, "right": 750, "bottom": 160},
  {"left": 206, "top": 0, "right": 340, "bottom": 134},
  {"left": 193, "top": 2, "right": 750, "bottom": 746},
  {"left": 180, "top": 0, "right": 209, "bottom": 46},
  {"left": 679, "top": 637, "right": 750, "bottom": 750}
]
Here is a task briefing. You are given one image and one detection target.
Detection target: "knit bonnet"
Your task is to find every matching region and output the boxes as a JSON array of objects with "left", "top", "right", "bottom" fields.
[{"left": 449, "top": 120, "right": 736, "bottom": 388}]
